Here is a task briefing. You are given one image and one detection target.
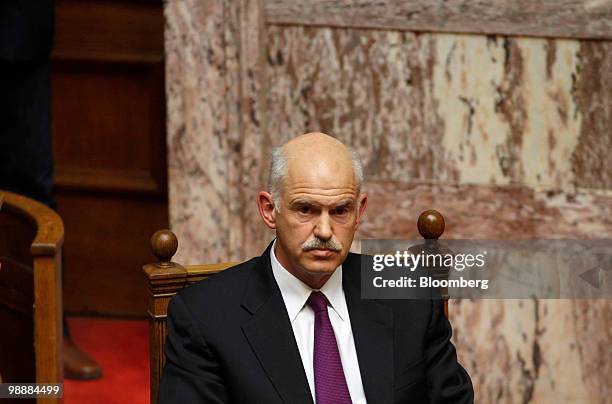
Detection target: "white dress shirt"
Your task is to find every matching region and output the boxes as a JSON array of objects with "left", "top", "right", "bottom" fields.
[{"left": 270, "top": 242, "right": 367, "bottom": 404}]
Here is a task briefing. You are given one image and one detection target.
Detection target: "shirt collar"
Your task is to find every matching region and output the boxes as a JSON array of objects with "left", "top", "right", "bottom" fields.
[{"left": 270, "top": 240, "right": 348, "bottom": 323}]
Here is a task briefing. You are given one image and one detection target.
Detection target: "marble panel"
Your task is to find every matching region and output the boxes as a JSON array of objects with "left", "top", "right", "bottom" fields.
[
  {"left": 451, "top": 299, "right": 611, "bottom": 403},
  {"left": 358, "top": 182, "right": 612, "bottom": 240},
  {"left": 165, "top": 0, "right": 232, "bottom": 262},
  {"left": 266, "top": 27, "right": 611, "bottom": 192}
]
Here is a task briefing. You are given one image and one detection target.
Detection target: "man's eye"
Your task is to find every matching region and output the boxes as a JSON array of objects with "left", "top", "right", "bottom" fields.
[
  {"left": 297, "top": 206, "right": 311, "bottom": 214},
  {"left": 332, "top": 207, "right": 349, "bottom": 216}
]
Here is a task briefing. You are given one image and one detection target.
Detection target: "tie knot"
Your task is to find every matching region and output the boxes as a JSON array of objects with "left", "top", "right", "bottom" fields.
[{"left": 307, "top": 291, "right": 328, "bottom": 313}]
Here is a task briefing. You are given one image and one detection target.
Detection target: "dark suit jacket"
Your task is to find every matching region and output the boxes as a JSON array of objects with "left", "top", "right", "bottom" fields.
[
  {"left": 0, "top": 0, "right": 55, "bottom": 209},
  {"left": 0, "top": 0, "right": 54, "bottom": 61},
  {"left": 158, "top": 244, "right": 474, "bottom": 403}
]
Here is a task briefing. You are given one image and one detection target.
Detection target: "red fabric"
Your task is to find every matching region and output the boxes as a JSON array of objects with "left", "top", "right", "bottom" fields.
[{"left": 64, "top": 317, "right": 149, "bottom": 403}]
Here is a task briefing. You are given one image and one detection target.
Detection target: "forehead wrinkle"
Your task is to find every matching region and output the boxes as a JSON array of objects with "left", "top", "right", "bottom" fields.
[
  {"left": 287, "top": 190, "right": 357, "bottom": 200},
  {"left": 285, "top": 183, "right": 358, "bottom": 193},
  {"left": 290, "top": 196, "right": 355, "bottom": 205},
  {"left": 284, "top": 177, "right": 357, "bottom": 188}
]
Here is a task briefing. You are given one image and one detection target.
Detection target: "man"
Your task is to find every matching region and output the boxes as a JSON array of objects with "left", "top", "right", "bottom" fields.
[{"left": 159, "top": 133, "right": 473, "bottom": 403}]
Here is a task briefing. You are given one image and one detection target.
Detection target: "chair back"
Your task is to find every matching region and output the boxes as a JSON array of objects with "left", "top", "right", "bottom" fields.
[
  {"left": 143, "top": 229, "right": 237, "bottom": 403},
  {"left": 0, "top": 191, "right": 64, "bottom": 403}
]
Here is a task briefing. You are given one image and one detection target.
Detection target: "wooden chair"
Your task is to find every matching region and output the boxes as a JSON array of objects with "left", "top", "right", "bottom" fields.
[
  {"left": 143, "top": 210, "right": 448, "bottom": 404},
  {"left": 0, "top": 191, "right": 64, "bottom": 403}
]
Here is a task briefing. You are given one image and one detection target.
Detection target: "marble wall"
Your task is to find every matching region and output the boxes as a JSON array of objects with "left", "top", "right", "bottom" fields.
[
  {"left": 165, "top": 1, "right": 611, "bottom": 402},
  {"left": 266, "top": 28, "right": 612, "bottom": 191}
]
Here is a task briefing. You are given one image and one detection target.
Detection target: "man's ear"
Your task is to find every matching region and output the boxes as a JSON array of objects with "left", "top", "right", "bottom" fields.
[
  {"left": 257, "top": 191, "right": 277, "bottom": 230},
  {"left": 355, "top": 192, "right": 367, "bottom": 227}
]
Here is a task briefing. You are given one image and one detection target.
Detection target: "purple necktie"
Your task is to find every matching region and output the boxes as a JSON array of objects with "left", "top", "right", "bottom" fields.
[{"left": 307, "top": 291, "right": 352, "bottom": 404}]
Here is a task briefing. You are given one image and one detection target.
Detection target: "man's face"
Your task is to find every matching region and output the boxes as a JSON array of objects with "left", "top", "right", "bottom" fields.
[
  {"left": 257, "top": 134, "right": 368, "bottom": 287},
  {"left": 274, "top": 179, "right": 364, "bottom": 277},
  {"left": 258, "top": 148, "right": 367, "bottom": 289}
]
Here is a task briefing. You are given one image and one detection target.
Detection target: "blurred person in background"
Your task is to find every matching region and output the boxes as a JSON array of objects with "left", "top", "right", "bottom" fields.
[{"left": 0, "top": 0, "right": 102, "bottom": 380}]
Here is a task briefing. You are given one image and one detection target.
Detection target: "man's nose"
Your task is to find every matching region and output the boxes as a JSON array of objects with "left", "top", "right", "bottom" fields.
[{"left": 314, "top": 212, "right": 332, "bottom": 240}]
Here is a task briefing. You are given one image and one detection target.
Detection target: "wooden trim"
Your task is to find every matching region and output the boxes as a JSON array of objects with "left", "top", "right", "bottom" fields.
[
  {"left": 33, "top": 254, "right": 63, "bottom": 390},
  {"left": 54, "top": 166, "right": 163, "bottom": 195},
  {"left": 143, "top": 260, "right": 187, "bottom": 404},
  {"left": 52, "top": 50, "right": 163, "bottom": 65},
  {"left": 53, "top": 0, "right": 164, "bottom": 65},
  {"left": 265, "top": 0, "right": 612, "bottom": 40},
  {"left": 185, "top": 262, "right": 239, "bottom": 284},
  {"left": 0, "top": 191, "right": 64, "bottom": 255},
  {"left": 185, "top": 262, "right": 240, "bottom": 276}
]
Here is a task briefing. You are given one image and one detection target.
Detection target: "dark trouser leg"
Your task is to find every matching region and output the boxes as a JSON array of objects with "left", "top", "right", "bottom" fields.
[
  {"left": 0, "top": 59, "right": 67, "bottom": 333},
  {"left": 0, "top": 59, "right": 55, "bottom": 209}
]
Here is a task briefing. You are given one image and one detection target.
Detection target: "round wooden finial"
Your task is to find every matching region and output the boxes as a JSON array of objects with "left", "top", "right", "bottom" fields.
[
  {"left": 417, "top": 210, "right": 445, "bottom": 239},
  {"left": 150, "top": 229, "right": 178, "bottom": 263}
]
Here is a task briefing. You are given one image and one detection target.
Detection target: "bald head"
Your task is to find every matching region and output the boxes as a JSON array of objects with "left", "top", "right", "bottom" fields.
[
  {"left": 284, "top": 132, "right": 348, "bottom": 157},
  {"left": 268, "top": 133, "right": 363, "bottom": 208}
]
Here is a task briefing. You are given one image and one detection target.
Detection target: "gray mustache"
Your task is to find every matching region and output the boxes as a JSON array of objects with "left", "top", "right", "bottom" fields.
[{"left": 302, "top": 238, "right": 342, "bottom": 252}]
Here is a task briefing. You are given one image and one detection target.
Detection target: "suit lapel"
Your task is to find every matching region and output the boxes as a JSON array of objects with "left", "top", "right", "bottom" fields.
[
  {"left": 343, "top": 253, "right": 394, "bottom": 404},
  {"left": 241, "top": 246, "right": 313, "bottom": 404}
]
